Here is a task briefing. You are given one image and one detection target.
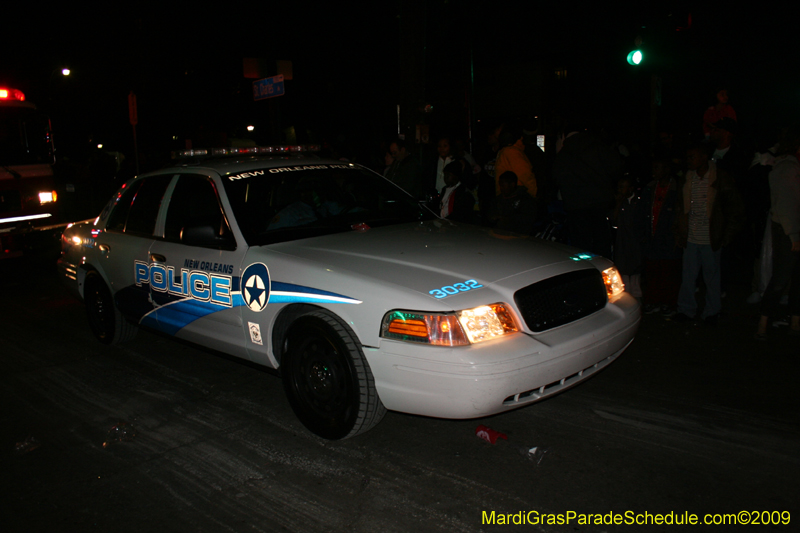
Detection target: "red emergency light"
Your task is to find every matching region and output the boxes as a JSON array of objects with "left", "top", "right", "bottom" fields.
[{"left": 0, "top": 88, "right": 25, "bottom": 101}]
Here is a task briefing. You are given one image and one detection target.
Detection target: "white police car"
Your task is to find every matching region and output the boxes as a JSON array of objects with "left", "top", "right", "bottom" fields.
[{"left": 58, "top": 147, "right": 640, "bottom": 440}]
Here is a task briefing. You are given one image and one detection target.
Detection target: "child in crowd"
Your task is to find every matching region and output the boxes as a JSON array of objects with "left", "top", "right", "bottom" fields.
[
  {"left": 489, "top": 171, "right": 536, "bottom": 234},
  {"left": 438, "top": 160, "right": 476, "bottom": 223}
]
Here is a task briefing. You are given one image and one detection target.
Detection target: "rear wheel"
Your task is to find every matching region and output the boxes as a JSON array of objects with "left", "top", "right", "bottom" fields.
[
  {"left": 282, "top": 310, "right": 385, "bottom": 439},
  {"left": 84, "top": 272, "right": 137, "bottom": 345}
]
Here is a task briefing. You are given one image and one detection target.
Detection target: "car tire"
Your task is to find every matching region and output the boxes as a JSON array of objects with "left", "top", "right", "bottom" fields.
[
  {"left": 84, "top": 272, "right": 138, "bottom": 345},
  {"left": 282, "top": 310, "right": 386, "bottom": 440}
]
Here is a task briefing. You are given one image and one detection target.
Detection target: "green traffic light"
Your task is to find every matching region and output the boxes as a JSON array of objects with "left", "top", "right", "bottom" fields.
[{"left": 627, "top": 50, "right": 643, "bottom": 65}]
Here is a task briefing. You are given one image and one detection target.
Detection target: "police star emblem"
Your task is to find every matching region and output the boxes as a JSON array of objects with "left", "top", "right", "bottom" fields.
[{"left": 241, "top": 263, "right": 270, "bottom": 312}]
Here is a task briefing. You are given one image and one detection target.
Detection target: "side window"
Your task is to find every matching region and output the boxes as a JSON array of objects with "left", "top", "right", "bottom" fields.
[
  {"left": 105, "top": 181, "right": 142, "bottom": 233},
  {"left": 164, "top": 174, "right": 235, "bottom": 250},
  {"left": 125, "top": 175, "right": 172, "bottom": 236},
  {"left": 105, "top": 175, "right": 172, "bottom": 236}
]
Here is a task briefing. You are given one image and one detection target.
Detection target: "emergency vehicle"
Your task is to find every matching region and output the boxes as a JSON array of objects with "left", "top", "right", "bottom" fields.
[
  {"left": 58, "top": 147, "right": 640, "bottom": 439},
  {"left": 1, "top": 87, "right": 59, "bottom": 257}
]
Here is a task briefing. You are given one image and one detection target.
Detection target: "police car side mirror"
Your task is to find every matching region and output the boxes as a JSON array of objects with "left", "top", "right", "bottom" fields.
[{"left": 181, "top": 224, "right": 236, "bottom": 250}]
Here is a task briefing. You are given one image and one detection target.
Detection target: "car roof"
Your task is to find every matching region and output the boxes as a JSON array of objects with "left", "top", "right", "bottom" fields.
[{"left": 157, "top": 153, "right": 354, "bottom": 176}]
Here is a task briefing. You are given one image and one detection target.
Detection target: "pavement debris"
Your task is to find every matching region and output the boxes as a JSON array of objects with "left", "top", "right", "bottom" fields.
[
  {"left": 475, "top": 425, "right": 507, "bottom": 445},
  {"left": 14, "top": 435, "right": 41, "bottom": 455},
  {"left": 103, "top": 422, "right": 137, "bottom": 448}
]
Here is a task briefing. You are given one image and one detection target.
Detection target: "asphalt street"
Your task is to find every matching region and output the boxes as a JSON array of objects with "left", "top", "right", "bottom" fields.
[{"left": 1, "top": 253, "right": 798, "bottom": 532}]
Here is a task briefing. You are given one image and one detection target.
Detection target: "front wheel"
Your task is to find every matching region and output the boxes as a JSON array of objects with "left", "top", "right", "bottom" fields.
[
  {"left": 84, "top": 272, "right": 138, "bottom": 345},
  {"left": 282, "top": 310, "right": 385, "bottom": 439}
]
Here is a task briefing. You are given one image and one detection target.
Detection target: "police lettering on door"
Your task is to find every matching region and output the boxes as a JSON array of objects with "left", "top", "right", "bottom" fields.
[{"left": 134, "top": 261, "right": 232, "bottom": 306}]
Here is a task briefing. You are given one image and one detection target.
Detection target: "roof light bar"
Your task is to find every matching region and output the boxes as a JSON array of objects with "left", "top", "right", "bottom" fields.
[
  {"left": 172, "top": 145, "right": 320, "bottom": 159},
  {"left": 173, "top": 149, "right": 209, "bottom": 158}
]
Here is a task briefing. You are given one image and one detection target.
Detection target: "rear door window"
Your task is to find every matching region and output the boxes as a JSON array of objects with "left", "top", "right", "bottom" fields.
[{"left": 106, "top": 175, "right": 172, "bottom": 236}]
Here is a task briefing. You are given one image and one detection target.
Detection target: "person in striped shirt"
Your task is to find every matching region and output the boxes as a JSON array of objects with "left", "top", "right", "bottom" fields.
[{"left": 673, "top": 142, "right": 745, "bottom": 325}]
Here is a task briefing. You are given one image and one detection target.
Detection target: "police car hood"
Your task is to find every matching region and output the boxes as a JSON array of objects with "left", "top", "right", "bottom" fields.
[{"left": 265, "top": 221, "right": 587, "bottom": 295}]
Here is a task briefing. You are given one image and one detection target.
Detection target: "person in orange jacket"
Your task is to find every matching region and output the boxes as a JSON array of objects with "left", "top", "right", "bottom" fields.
[{"left": 495, "top": 122, "right": 537, "bottom": 198}]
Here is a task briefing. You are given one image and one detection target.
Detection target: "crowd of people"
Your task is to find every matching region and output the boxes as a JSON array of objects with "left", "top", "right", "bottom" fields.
[{"left": 370, "top": 94, "right": 800, "bottom": 340}]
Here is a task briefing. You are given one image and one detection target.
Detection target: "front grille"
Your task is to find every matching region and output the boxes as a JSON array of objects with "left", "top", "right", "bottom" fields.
[
  {"left": 514, "top": 269, "right": 607, "bottom": 332},
  {"left": 0, "top": 191, "right": 22, "bottom": 214}
]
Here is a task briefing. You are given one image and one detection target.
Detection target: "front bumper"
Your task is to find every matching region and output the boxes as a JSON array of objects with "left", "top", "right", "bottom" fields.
[{"left": 368, "top": 293, "right": 640, "bottom": 419}]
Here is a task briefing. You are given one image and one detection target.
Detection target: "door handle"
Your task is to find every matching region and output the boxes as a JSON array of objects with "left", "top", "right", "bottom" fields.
[
  {"left": 150, "top": 253, "right": 166, "bottom": 263},
  {"left": 98, "top": 244, "right": 111, "bottom": 254}
]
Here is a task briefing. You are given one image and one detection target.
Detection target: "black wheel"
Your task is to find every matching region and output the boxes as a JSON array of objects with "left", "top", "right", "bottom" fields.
[
  {"left": 282, "top": 310, "right": 386, "bottom": 440},
  {"left": 84, "top": 272, "right": 137, "bottom": 345}
]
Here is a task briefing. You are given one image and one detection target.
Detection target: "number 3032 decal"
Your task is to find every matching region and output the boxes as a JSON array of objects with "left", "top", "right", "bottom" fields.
[{"left": 429, "top": 279, "right": 484, "bottom": 299}]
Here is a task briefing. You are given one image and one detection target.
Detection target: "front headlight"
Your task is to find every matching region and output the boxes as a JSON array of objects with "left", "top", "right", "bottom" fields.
[
  {"left": 381, "top": 303, "right": 518, "bottom": 346},
  {"left": 602, "top": 266, "right": 625, "bottom": 299}
]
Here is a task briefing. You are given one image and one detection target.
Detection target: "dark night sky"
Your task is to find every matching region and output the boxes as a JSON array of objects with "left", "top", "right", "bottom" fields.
[{"left": 3, "top": 2, "right": 798, "bottom": 166}]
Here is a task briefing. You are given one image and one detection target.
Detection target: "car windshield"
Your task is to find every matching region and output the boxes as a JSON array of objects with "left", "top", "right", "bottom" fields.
[{"left": 221, "top": 162, "right": 436, "bottom": 246}]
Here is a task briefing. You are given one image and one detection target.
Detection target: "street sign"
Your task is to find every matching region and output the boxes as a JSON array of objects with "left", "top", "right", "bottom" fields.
[
  {"left": 253, "top": 75, "right": 285, "bottom": 101},
  {"left": 128, "top": 91, "right": 138, "bottom": 125}
]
